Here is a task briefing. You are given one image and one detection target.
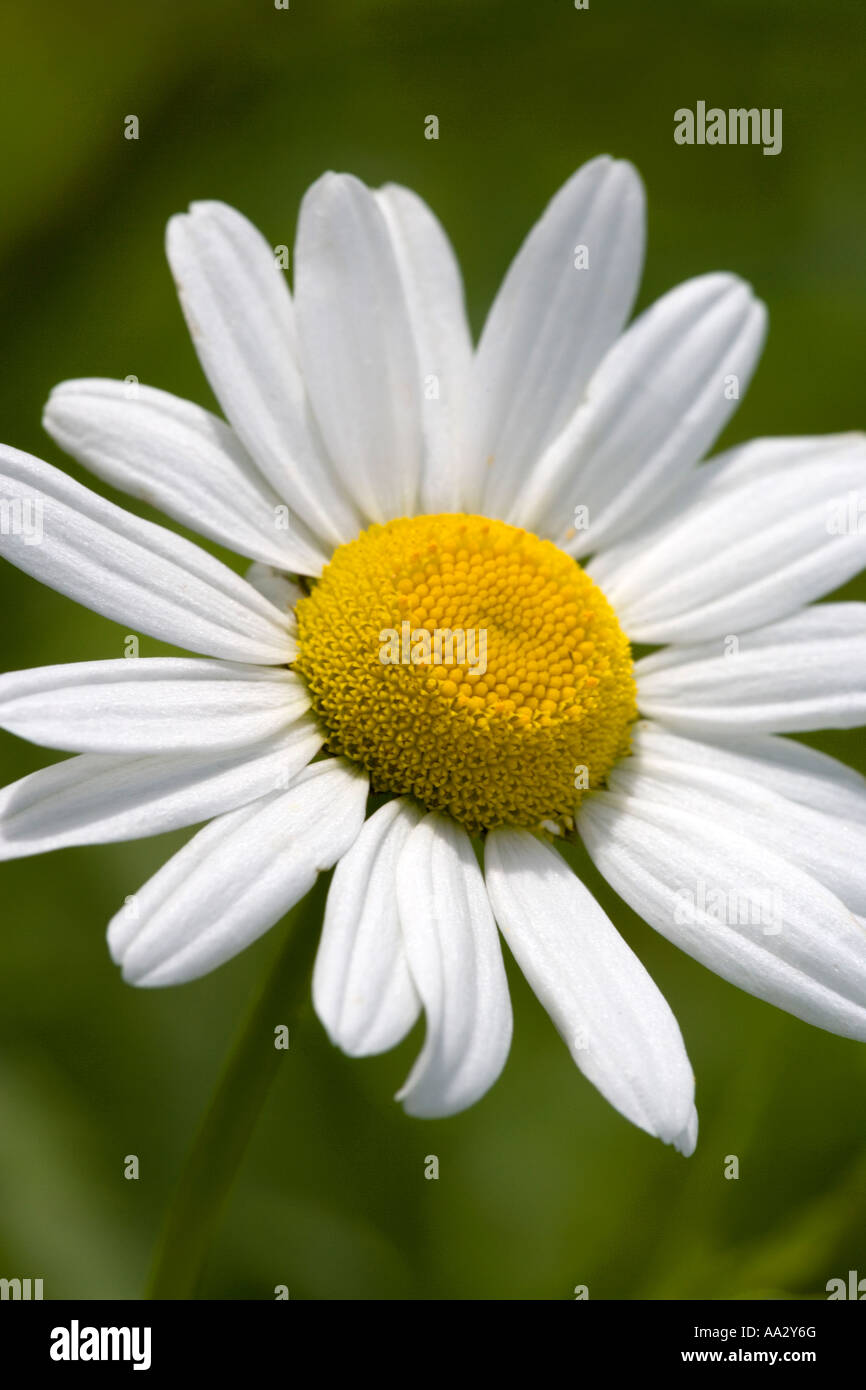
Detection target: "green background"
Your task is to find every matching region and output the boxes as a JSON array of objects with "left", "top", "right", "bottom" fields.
[{"left": 0, "top": 0, "right": 864, "bottom": 1300}]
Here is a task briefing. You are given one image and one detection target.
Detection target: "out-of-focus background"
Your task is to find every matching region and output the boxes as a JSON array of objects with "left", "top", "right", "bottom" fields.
[{"left": 0, "top": 0, "right": 864, "bottom": 1300}]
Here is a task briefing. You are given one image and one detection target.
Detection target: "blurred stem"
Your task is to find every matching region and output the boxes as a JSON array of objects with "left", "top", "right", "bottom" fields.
[{"left": 146, "top": 878, "right": 325, "bottom": 1300}]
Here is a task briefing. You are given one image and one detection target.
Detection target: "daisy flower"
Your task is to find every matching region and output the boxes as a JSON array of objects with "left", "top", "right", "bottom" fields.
[{"left": 2, "top": 156, "right": 865, "bottom": 1157}]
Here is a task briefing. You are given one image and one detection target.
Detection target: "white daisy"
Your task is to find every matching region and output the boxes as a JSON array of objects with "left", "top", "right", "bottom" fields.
[{"left": 2, "top": 156, "right": 866, "bottom": 1157}]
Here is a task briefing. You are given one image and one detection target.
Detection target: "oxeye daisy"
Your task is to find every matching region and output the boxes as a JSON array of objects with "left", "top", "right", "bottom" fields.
[{"left": 2, "top": 155, "right": 866, "bottom": 1157}]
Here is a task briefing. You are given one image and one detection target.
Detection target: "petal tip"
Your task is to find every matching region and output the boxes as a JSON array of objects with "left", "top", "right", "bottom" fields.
[{"left": 671, "top": 1105, "right": 699, "bottom": 1157}]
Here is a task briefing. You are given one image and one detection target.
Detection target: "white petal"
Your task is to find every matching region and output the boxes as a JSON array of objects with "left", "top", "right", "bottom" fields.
[
  {"left": 580, "top": 790, "right": 866, "bottom": 1040},
  {"left": 294, "top": 173, "right": 423, "bottom": 522},
  {"left": 166, "top": 200, "right": 361, "bottom": 550},
  {"left": 0, "top": 659, "right": 308, "bottom": 753},
  {"left": 0, "top": 718, "right": 323, "bottom": 860},
  {"left": 0, "top": 446, "right": 293, "bottom": 664},
  {"left": 485, "top": 828, "right": 696, "bottom": 1153},
  {"left": 394, "top": 813, "right": 512, "bottom": 1117},
  {"left": 43, "top": 379, "right": 329, "bottom": 575},
  {"left": 109, "top": 758, "right": 368, "bottom": 987},
  {"left": 588, "top": 434, "right": 866, "bottom": 642},
  {"left": 314, "top": 798, "right": 422, "bottom": 1056},
  {"left": 375, "top": 183, "right": 474, "bottom": 513},
  {"left": 244, "top": 562, "right": 303, "bottom": 613},
  {"left": 517, "top": 274, "right": 767, "bottom": 552},
  {"left": 630, "top": 720, "right": 866, "bottom": 825},
  {"left": 636, "top": 603, "right": 866, "bottom": 733},
  {"left": 470, "top": 157, "right": 645, "bottom": 517},
  {"left": 611, "top": 733, "right": 866, "bottom": 914}
]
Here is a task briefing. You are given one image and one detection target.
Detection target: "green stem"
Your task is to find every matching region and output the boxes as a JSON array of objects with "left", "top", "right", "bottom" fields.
[{"left": 146, "top": 878, "right": 325, "bottom": 1299}]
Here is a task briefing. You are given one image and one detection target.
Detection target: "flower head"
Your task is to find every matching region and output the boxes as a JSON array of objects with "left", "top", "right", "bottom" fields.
[{"left": 2, "top": 156, "right": 866, "bottom": 1155}]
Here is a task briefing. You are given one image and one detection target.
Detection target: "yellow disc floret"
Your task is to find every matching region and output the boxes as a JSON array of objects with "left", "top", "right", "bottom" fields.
[{"left": 294, "top": 515, "right": 636, "bottom": 835}]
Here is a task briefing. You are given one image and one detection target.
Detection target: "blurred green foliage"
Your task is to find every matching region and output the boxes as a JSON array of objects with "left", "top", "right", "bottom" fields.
[{"left": 0, "top": 0, "right": 864, "bottom": 1300}]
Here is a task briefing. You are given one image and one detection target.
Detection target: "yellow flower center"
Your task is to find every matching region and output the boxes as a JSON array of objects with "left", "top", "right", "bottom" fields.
[{"left": 294, "top": 515, "right": 636, "bottom": 834}]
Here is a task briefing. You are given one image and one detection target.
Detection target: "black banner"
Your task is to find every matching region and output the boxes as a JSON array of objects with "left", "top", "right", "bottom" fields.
[{"left": 0, "top": 1298, "right": 860, "bottom": 1373}]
